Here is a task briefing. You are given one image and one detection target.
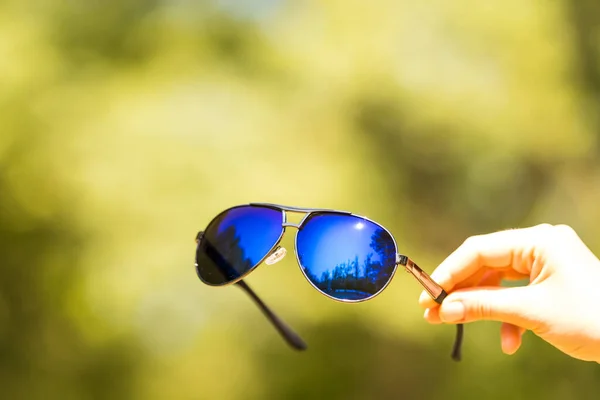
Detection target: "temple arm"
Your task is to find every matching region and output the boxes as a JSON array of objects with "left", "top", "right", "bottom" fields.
[
  {"left": 195, "top": 231, "right": 306, "bottom": 351},
  {"left": 236, "top": 280, "right": 307, "bottom": 350},
  {"left": 398, "top": 255, "right": 464, "bottom": 361}
]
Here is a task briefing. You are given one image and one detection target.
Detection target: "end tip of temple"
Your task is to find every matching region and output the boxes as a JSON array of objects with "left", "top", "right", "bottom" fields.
[
  {"left": 430, "top": 289, "right": 463, "bottom": 361},
  {"left": 289, "top": 337, "right": 308, "bottom": 351},
  {"left": 451, "top": 349, "right": 462, "bottom": 362},
  {"left": 234, "top": 280, "right": 308, "bottom": 352},
  {"left": 280, "top": 322, "right": 308, "bottom": 351},
  {"left": 451, "top": 323, "right": 464, "bottom": 362}
]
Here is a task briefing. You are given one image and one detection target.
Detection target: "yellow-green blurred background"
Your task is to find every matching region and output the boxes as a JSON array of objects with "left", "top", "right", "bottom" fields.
[{"left": 3, "top": 0, "right": 600, "bottom": 398}]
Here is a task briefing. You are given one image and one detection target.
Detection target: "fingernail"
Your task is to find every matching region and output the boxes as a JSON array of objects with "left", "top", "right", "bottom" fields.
[
  {"left": 423, "top": 308, "right": 431, "bottom": 319},
  {"left": 418, "top": 291, "right": 429, "bottom": 304},
  {"left": 440, "top": 302, "right": 465, "bottom": 323}
]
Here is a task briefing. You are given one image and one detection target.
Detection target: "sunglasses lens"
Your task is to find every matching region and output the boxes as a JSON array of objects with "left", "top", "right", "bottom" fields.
[
  {"left": 296, "top": 213, "right": 397, "bottom": 301},
  {"left": 196, "top": 205, "right": 283, "bottom": 285}
]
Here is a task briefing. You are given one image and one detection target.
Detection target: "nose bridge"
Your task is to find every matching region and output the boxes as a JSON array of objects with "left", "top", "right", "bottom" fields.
[{"left": 281, "top": 209, "right": 309, "bottom": 230}]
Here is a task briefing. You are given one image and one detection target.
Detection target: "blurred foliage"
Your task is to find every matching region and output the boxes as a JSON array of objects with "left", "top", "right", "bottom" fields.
[{"left": 2, "top": 0, "right": 600, "bottom": 399}]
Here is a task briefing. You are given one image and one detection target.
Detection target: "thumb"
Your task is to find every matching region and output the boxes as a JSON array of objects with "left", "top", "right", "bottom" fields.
[{"left": 438, "top": 286, "right": 541, "bottom": 331}]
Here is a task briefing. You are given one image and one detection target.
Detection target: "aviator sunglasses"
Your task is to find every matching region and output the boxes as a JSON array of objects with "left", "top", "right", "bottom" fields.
[{"left": 195, "top": 203, "right": 464, "bottom": 361}]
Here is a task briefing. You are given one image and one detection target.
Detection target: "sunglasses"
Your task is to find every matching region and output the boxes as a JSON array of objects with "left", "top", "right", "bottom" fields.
[{"left": 194, "top": 203, "right": 464, "bottom": 361}]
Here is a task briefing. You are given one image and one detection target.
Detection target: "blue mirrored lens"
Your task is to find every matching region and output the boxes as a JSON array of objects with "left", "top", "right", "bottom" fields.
[
  {"left": 196, "top": 205, "right": 283, "bottom": 285},
  {"left": 296, "top": 213, "right": 397, "bottom": 301}
]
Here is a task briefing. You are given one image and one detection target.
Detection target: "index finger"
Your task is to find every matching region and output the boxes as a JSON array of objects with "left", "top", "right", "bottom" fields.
[{"left": 418, "top": 224, "right": 550, "bottom": 308}]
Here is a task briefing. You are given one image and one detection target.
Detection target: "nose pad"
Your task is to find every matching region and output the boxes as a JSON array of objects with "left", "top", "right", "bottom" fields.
[{"left": 265, "top": 246, "right": 287, "bottom": 265}]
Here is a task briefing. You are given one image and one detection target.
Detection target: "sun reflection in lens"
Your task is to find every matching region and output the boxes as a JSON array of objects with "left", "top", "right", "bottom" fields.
[{"left": 355, "top": 222, "right": 365, "bottom": 230}]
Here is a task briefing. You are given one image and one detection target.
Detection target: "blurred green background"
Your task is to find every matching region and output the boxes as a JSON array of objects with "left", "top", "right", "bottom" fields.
[{"left": 2, "top": 0, "right": 600, "bottom": 399}]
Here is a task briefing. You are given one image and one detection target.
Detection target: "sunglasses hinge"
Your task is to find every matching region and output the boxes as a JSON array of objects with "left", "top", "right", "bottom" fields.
[{"left": 396, "top": 254, "right": 408, "bottom": 266}]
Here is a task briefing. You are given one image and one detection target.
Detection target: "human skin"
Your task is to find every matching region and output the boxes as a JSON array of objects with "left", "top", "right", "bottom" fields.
[{"left": 418, "top": 224, "right": 600, "bottom": 363}]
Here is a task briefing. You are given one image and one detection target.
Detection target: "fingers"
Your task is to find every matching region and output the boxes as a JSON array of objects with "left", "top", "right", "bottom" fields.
[
  {"left": 477, "top": 269, "right": 504, "bottom": 287},
  {"left": 419, "top": 225, "right": 550, "bottom": 308},
  {"left": 437, "top": 285, "right": 541, "bottom": 331},
  {"left": 501, "top": 322, "right": 525, "bottom": 355},
  {"left": 423, "top": 270, "right": 506, "bottom": 324},
  {"left": 424, "top": 307, "right": 442, "bottom": 324},
  {"left": 425, "top": 305, "right": 528, "bottom": 355},
  {"left": 423, "top": 270, "right": 503, "bottom": 323}
]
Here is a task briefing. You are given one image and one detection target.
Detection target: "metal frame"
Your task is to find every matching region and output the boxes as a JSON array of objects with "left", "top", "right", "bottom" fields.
[{"left": 195, "top": 202, "right": 463, "bottom": 361}]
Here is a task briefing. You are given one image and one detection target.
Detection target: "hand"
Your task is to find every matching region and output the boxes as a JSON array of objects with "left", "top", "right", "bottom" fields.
[{"left": 419, "top": 224, "right": 600, "bottom": 363}]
